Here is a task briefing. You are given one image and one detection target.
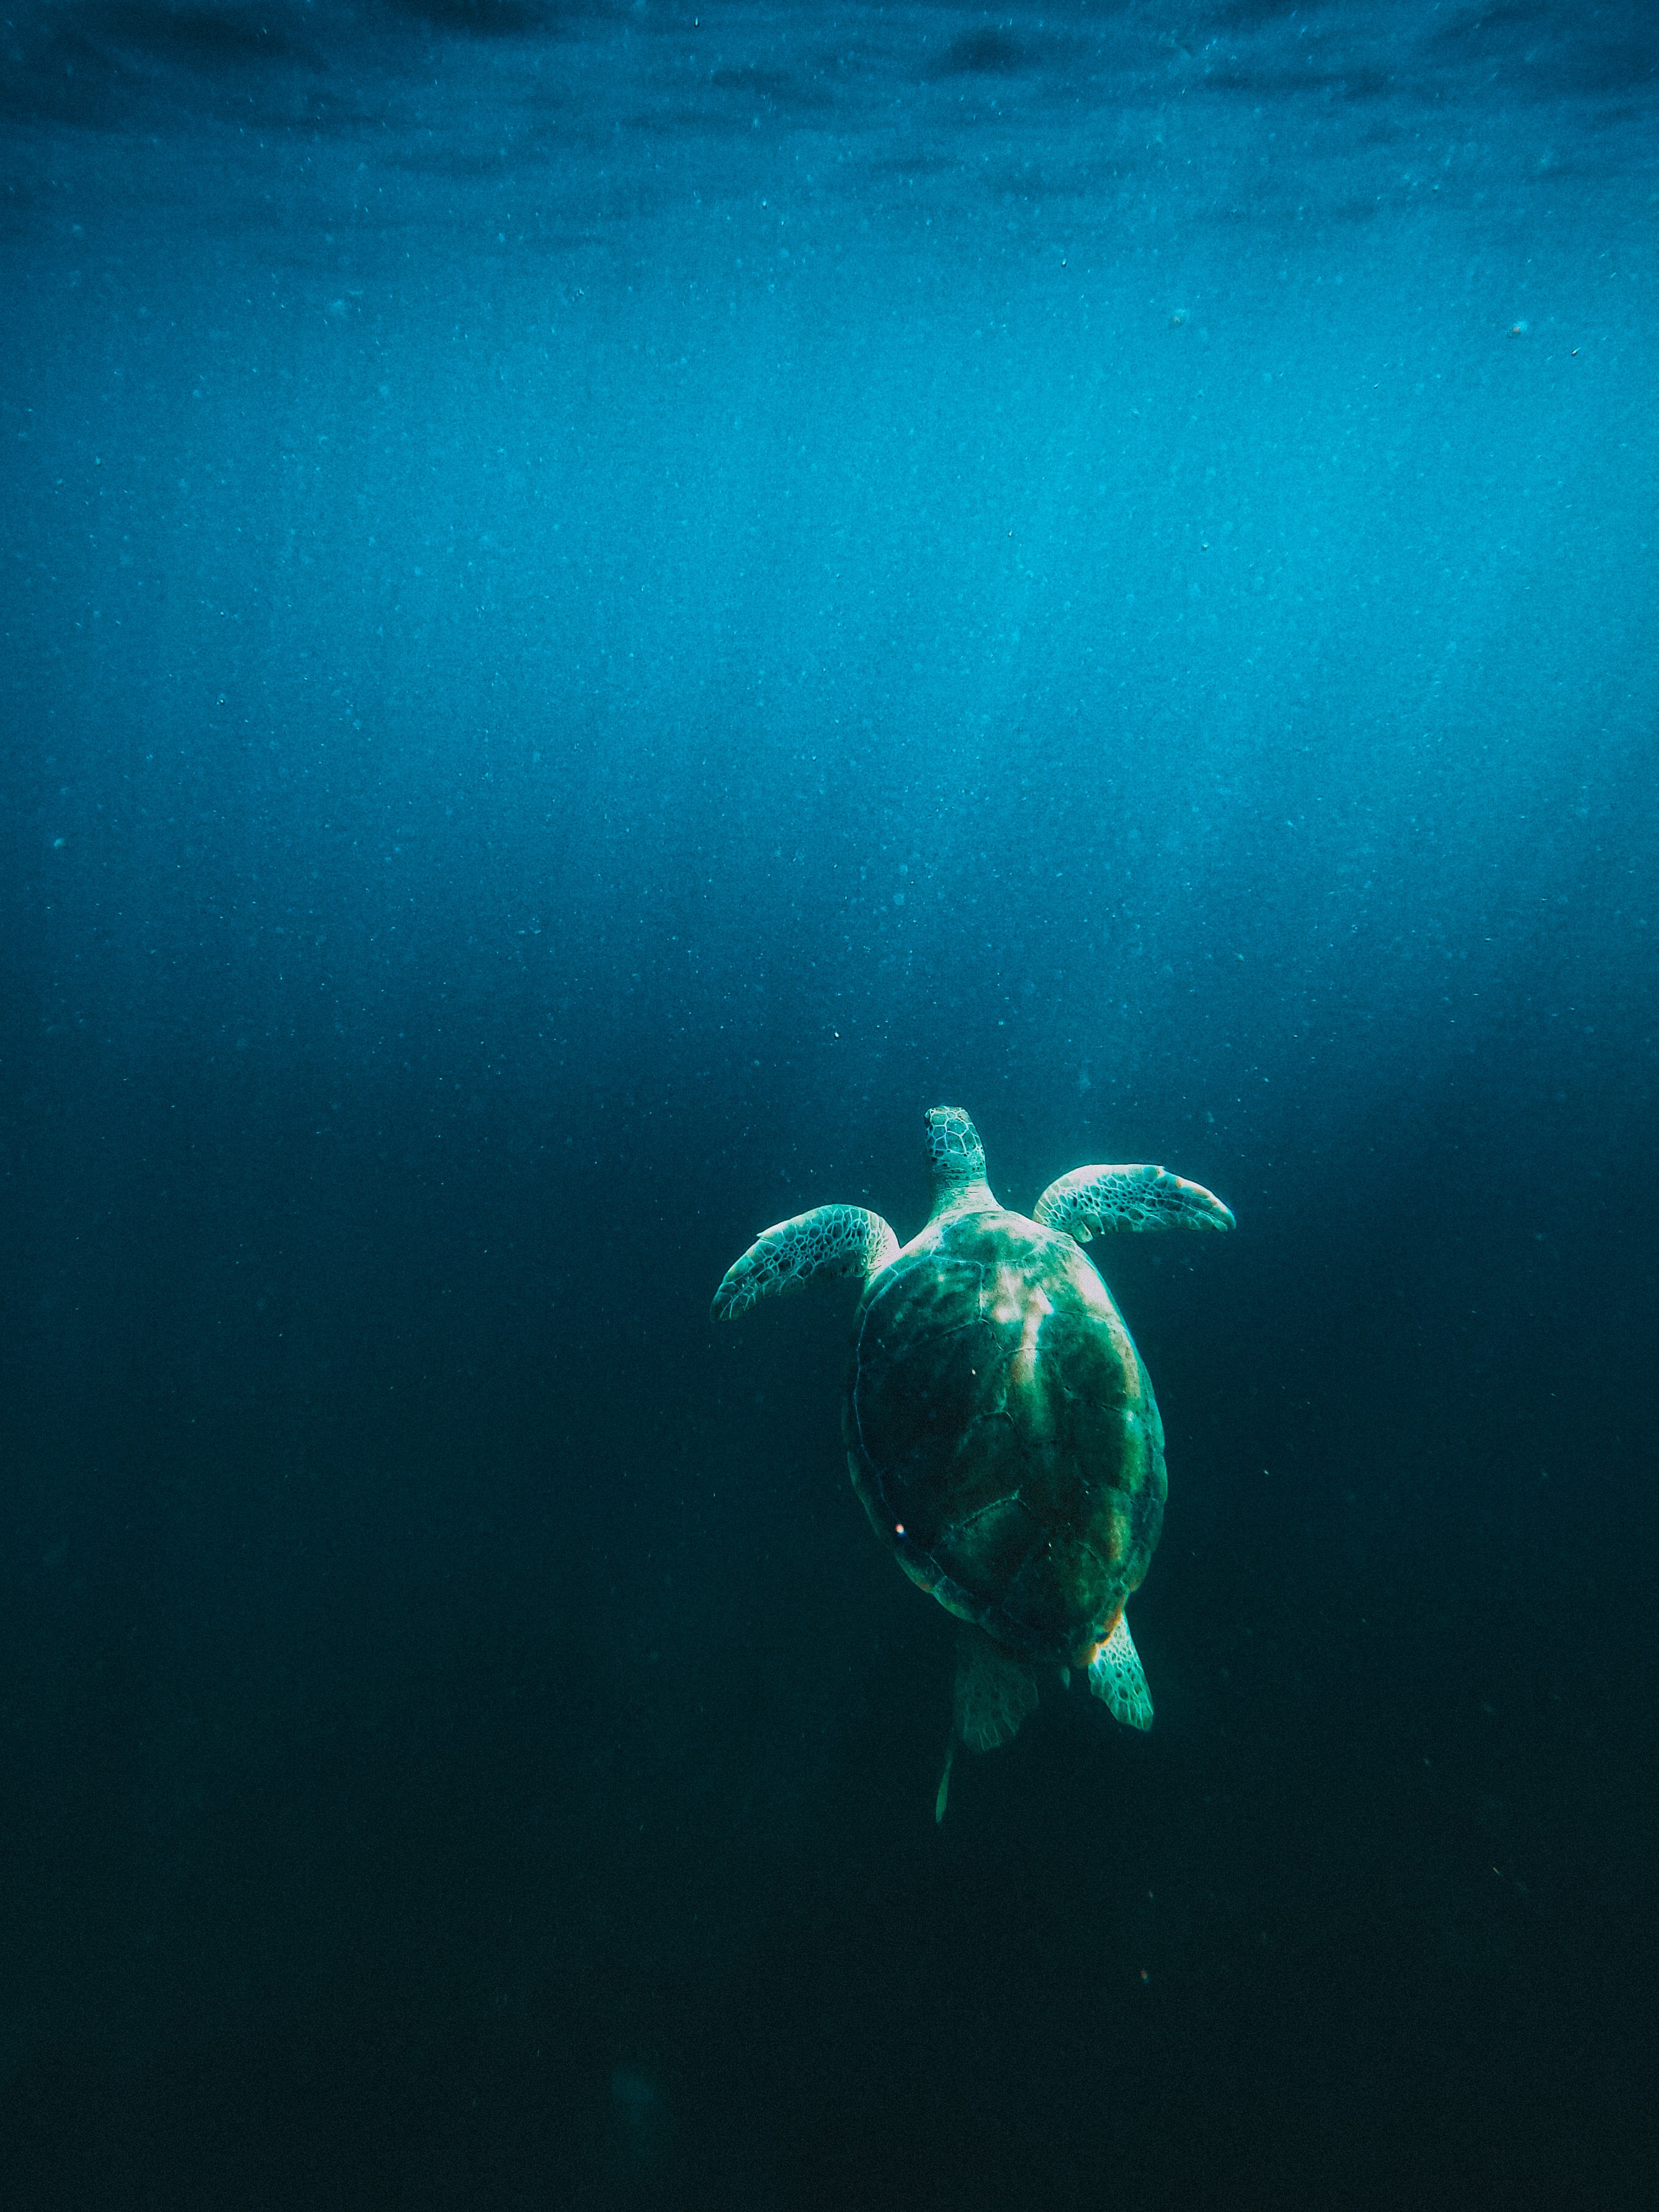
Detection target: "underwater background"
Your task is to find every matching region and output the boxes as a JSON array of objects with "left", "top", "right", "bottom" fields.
[{"left": 2, "top": 2, "right": 1656, "bottom": 2205}]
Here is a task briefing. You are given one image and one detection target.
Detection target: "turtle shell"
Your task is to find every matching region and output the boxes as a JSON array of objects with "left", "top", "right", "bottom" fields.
[{"left": 843, "top": 1208, "right": 1166, "bottom": 1664}]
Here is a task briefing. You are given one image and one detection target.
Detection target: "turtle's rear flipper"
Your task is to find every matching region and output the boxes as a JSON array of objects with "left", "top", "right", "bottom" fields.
[
  {"left": 1088, "top": 1612, "right": 1154, "bottom": 1731},
  {"left": 953, "top": 1622, "right": 1038, "bottom": 1754},
  {"left": 1034, "top": 1163, "right": 1234, "bottom": 1240},
  {"left": 936, "top": 1628, "right": 1038, "bottom": 1821}
]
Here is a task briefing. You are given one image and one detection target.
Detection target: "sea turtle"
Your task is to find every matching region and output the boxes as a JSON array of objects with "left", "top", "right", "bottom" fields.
[{"left": 713, "top": 1106, "right": 1234, "bottom": 1817}]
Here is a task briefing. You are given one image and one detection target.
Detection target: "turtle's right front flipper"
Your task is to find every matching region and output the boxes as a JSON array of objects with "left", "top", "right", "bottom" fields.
[
  {"left": 1035, "top": 1162, "right": 1234, "bottom": 1240},
  {"left": 712, "top": 1206, "right": 899, "bottom": 1321}
]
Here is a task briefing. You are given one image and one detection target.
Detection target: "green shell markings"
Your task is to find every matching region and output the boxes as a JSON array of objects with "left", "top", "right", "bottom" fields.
[{"left": 712, "top": 1106, "right": 1234, "bottom": 1818}]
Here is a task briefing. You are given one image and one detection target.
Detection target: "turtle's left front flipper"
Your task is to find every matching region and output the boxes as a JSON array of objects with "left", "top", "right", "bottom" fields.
[
  {"left": 1035, "top": 1162, "right": 1234, "bottom": 1241},
  {"left": 712, "top": 1205, "right": 899, "bottom": 1321}
]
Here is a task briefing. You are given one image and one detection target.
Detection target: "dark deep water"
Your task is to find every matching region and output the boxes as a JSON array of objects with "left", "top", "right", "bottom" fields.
[{"left": 3, "top": 2, "right": 1657, "bottom": 2205}]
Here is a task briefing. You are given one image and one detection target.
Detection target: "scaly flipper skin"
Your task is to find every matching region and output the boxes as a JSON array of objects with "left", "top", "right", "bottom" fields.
[
  {"left": 1034, "top": 1162, "right": 1235, "bottom": 1241},
  {"left": 952, "top": 1620, "right": 1039, "bottom": 1754},
  {"left": 936, "top": 1625, "right": 1042, "bottom": 1822},
  {"left": 1088, "top": 1612, "right": 1154, "bottom": 1730},
  {"left": 712, "top": 1205, "right": 900, "bottom": 1321}
]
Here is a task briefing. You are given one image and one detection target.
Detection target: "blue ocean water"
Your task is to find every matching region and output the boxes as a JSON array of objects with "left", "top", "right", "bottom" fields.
[{"left": 2, "top": 2, "right": 1655, "bottom": 2204}]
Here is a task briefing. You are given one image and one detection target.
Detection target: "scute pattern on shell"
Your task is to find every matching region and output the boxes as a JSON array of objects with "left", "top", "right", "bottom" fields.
[{"left": 843, "top": 1207, "right": 1166, "bottom": 1665}]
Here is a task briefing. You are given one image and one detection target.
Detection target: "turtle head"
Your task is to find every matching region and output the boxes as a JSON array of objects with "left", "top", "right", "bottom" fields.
[{"left": 924, "top": 1106, "right": 994, "bottom": 1217}]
